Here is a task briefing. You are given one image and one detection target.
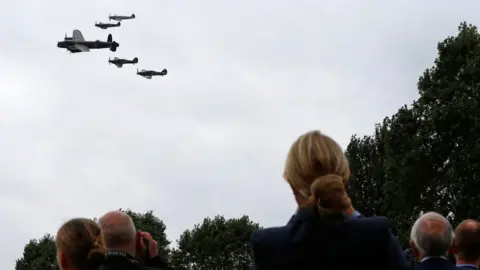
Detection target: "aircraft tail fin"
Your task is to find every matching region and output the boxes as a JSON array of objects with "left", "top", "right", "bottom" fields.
[
  {"left": 161, "top": 69, "right": 168, "bottom": 76},
  {"left": 132, "top": 57, "right": 138, "bottom": 64},
  {"left": 107, "top": 34, "right": 112, "bottom": 43},
  {"left": 117, "top": 22, "right": 121, "bottom": 26},
  {"left": 131, "top": 14, "right": 135, "bottom": 18},
  {"left": 72, "top": 30, "right": 85, "bottom": 41}
]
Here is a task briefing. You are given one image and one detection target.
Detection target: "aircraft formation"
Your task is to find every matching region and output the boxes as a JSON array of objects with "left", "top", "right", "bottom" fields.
[{"left": 57, "top": 13, "right": 168, "bottom": 79}]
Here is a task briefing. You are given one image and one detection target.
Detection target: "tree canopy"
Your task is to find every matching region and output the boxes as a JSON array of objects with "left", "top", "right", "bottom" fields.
[
  {"left": 346, "top": 21, "right": 480, "bottom": 244},
  {"left": 15, "top": 234, "right": 57, "bottom": 270},
  {"left": 170, "top": 215, "right": 260, "bottom": 270}
]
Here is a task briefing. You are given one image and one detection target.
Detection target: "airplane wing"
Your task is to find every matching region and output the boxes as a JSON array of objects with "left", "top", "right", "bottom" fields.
[
  {"left": 67, "top": 47, "right": 82, "bottom": 53},
  {"left": 72, "top": 30, "right": 85, "bottom": 41},
  {"left": 114, "top": 63, "right": 123, "bottom": 68},
  {"left": 145, "top": 75, "right": 152, "bottom": 79},
  {"left": 73, "top": 44, "right": 90, "bottom": 52}
]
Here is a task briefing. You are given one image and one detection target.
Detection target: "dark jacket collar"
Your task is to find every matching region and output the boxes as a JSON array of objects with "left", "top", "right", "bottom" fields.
[
  {"left": 417, "top": 257, "right": 456, "bottom": 270},
  {"left": 290, "top": 206, "right": 347, "bottom": 224},
  {"left": 104, "top": 250, "right": 144, "bottom": 267}
]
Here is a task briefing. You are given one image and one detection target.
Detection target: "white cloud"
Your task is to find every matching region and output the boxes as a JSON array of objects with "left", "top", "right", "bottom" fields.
[{"left": 1, "top": 0, "right": 479, "bottom": 268}]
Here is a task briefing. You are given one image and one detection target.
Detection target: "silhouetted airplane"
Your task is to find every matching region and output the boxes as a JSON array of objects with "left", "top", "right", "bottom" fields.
[
  {"left": 57, "top": 30, "right": 119, "bottom": 53},
  {"left": 136, "top": 68, "right": 167, "bottom": 79},
  {"left": 95, "top": 21, "right": 121, "bottom": 29},
  {"left": 109, "top": 57, "right": 138, "bottom": 68},
  {"left": 109, "top": 14, "right": 135, "bottom": 21}
]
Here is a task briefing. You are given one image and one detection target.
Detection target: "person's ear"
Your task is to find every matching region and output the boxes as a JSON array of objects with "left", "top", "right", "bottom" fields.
[
  {"left": 450, "top": 238, "right": 458, "bottom": 255},
  {"left": 410, "top": 240, "right": 420, "bottom": 261},
  {"left": 57, "top": 251, "right": 67, "bottom": 269}
]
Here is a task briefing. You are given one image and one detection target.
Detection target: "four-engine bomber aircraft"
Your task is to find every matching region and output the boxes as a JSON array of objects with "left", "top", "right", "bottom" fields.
[
  {"left": 136, "top": 68, "right": 168, "bottom": 79},
  {"left": 95, "top": 21, "right": 121, "bottom": 30},
  {"left": 109, "top": 13, "right": 135, "bottom": 21},
  {"left": 108, "top": 57, "right": 138, "bottom": 68},
  {"left": 57, "top": 30, "right": 119, "bottom": 53}
]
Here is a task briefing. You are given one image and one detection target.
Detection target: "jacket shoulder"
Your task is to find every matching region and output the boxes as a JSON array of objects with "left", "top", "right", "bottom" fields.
[{"left": 251, "top": 225, "right": 291, "bottom": 253}]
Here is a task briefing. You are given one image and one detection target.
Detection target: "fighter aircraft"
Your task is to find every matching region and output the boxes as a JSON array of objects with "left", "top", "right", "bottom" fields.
[
  {"left": 109, "top": 57, "right": 138, "bottom": 68},
  {"left": 57, "top": 30, "right": 119, "bottom": 53},
  {"left": 108, "top": 13, "right": 135, "bottom": 21},
  {"left": 136, "top": 68, "right": 167, "bottom": 79},
  {"left": 95, "top": 21, "right": 121, "bottom": 30}
]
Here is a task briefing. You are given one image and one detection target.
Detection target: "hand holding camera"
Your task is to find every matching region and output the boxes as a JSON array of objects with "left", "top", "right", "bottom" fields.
[{"left": 136, "top": 230, "right": 159, "bottom": 261}]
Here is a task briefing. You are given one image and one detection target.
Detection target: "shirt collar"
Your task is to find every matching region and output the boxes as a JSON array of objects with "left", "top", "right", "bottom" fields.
[
  {"left": 421, "top": 256, "right": 448, "bottom": 262},
  {"left": 457, "top": 264, "right": 479, "bottom": 268}
]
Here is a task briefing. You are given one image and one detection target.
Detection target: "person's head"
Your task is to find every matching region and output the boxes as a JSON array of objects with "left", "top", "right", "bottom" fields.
[
  {"left": 56, "top": 218, "right": 105, "bottom": 270},
  {"left": 98, "top": 210, "right": 137, "bottom": 255},
  {"left": 452, "top": 219, "right": 480, "bottom": 264},
  {"left": 284, "top": 130, "right": 351, "bottom": 215},
  {"left": 409, "top": 212, "right": 454, "bottom": 261}
]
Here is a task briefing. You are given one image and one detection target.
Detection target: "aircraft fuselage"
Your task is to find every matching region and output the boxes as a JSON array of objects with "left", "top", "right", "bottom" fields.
[
  {"left": 57, "top": 40, "right": 119, "bottom": 53},
  {"left": 57, "top": 40, "right": 116, "bottom": 49},
  {"left": 109, "top": 14, "right": 135, "bottom": 21},
  {"left": 96, "top": 25, "right": 117, "bottom": 29},
  {"left": 57, "top": 30, "right": 119, "bottom": 53},
  {"left": 137, "top": 69, "right": 167, "bottom": 78},
  {"left": 110, "top": 59, "right": 132, "bottom": 64},
  {"left": 95, "top": 22, "right": 120, "bottom": 29}
]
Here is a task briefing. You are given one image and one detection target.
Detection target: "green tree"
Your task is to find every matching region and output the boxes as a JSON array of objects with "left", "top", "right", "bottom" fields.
[
  {"left": 15, "top": 234, "right": 58, "bottom": 270},
  {"left": 15, "top": 210, "right": 170, "bottom": 270},
  {"left": 414, "top": 22, "right": 480, "bottom": 223},
  {"left": 346, "top": 125, "right": 388, "bottom": 218},
  {"left": 170, "top": 215, "right": 260, "bottom": 270},
  {"left": 346, "top": 21, "right": 480, "bottom": 244}
]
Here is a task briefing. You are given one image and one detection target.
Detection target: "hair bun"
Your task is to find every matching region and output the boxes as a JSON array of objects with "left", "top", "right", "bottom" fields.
[
  {"left": 85, "top": 247, "right": 106, "bottom": 269},
  {"left": 308, "top": 174, "right": 350, "bottom": 215}
]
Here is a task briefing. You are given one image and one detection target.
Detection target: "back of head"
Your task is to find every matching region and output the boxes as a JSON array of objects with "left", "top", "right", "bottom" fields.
[
  {"left": 455, "top": 219, "right": 480, "bottom": 262},
  {"left": 410, "top": 212, "right": 453, "bottom": 258},
  {"left": 98, "top": 211, "right": 136, "bottom": 253},
  {"left": 284, "top": 130, "right": 351, "bottom": 215},
  {"left": 56, "top": 218, "right": 106, "bottom": 270}
]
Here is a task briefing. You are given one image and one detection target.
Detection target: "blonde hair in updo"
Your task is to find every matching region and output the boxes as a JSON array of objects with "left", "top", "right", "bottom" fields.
[{"left": 284, "top": 130, "right": 351, "bottom": 215}]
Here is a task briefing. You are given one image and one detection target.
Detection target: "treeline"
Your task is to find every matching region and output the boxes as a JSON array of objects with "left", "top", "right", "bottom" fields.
[
  {"left": 346, "top": 21, "right": 480, "bottom": 245},
  {"left": 15, "top": 21, "right": 480, "bottom": 269}
]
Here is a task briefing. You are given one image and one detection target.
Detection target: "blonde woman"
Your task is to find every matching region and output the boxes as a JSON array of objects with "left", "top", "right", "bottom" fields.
[{"left": 250, "top": 130, "right": 410, "bottom": 270}]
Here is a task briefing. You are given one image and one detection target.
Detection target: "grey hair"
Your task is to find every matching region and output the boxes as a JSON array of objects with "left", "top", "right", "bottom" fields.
[
  {"left": 98, "top": 212, "right": 136, "bottom": 248},
  {"left": 410, "top": 212, "right": 454, "bottom": 257}
]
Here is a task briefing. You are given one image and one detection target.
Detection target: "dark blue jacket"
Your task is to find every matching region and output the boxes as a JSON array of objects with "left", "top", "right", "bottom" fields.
[
  {"left": 251, "top": 207, "right": 410, "bottom": 270},
  {"left": 415, "top": 258, "right": 456, "bottom": 270}
]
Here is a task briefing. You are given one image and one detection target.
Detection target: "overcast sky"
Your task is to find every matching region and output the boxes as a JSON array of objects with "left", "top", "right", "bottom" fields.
[{"left": 1, "top": 0, "right": 479, "bottom": 268}]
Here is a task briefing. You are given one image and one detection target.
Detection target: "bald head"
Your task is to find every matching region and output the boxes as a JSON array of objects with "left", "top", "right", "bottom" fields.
[
  {"left": 98, "top": 211, "right": 136, "bottom": 251},
  {"left": 410, "top": 212, "right": 453, "bottom": 257},
  {"left": 454, "top": 219, "right": 480, "bottom": 262}
]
